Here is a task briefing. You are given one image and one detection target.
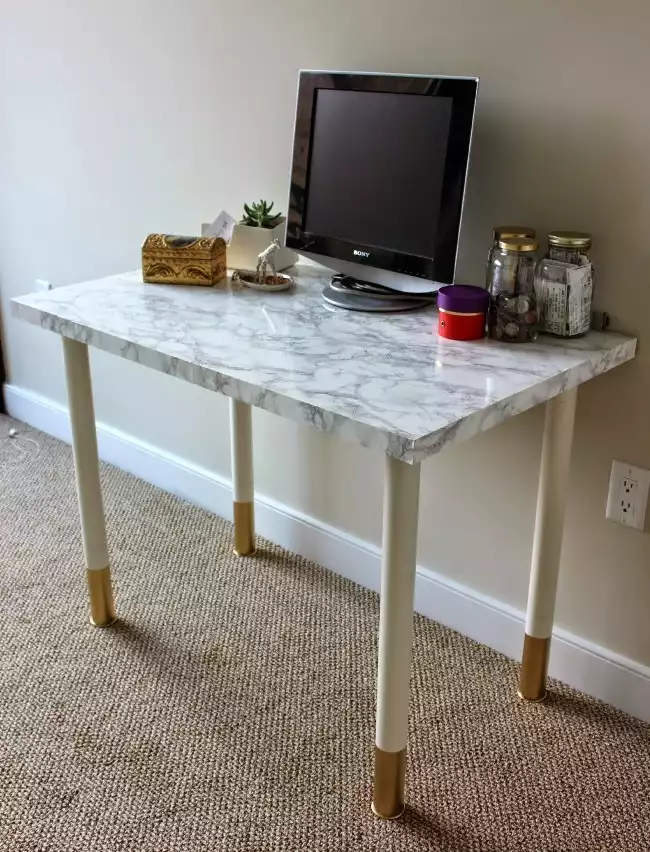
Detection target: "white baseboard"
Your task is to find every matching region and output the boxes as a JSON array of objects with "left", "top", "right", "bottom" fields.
[{"left": 5, "top": 382, "right": 650, "bottom": 722}]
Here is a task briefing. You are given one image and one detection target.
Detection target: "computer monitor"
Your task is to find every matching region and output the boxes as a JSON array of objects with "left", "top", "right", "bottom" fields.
[{"left": 286, "top": 71, "right": 478, "bottom": 292}]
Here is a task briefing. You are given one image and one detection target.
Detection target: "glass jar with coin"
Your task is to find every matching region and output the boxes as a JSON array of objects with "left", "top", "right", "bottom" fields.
[
  {"left": 488, "top": 237, "right": 539, "bottom": 342},
  {"left": 485, "top": 226, "right": 536, "bottom": 289}
]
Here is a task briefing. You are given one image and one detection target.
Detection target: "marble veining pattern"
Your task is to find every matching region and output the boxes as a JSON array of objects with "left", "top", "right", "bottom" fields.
[{"left": 11, "top": 265, "right": 636, "bottom": 463}]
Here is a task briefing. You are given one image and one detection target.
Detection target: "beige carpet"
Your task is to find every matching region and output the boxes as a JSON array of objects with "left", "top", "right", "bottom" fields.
[{"left": 0, "top": 414, "right": 648, "bottom": 851}]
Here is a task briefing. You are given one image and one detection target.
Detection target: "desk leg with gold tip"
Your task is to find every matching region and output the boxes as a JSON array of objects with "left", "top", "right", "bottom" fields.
[
  {"left": 230, "top": 399, "right": 255, "bottom": 556},
  {"left": 62, "top": 338, "right": 115, "bottom": 627},
  {"left": 519, "top": 388, "right": 577, "bottom": 701},
  {"left": 372, "top": 455, "right": 420, "bottom": 819}
]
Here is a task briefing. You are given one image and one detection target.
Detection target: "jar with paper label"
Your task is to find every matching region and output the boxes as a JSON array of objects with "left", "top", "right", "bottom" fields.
[
  {"left": 535, "top": 231, "right": 593, "bottom": 338},
  {"left": 485, "top": 226, "right": 535, "bottom": 289},
  {"left": 487, "top": 237, "right": 539, "bottom": 342}
]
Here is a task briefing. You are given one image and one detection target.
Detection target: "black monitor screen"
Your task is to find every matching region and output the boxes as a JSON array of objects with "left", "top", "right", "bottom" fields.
[
  {"left": 304, "top": 89, "right": 453, "bottom": 259},
  {"left": 287, "top": 72, "right": 478, "bottom": 283}
]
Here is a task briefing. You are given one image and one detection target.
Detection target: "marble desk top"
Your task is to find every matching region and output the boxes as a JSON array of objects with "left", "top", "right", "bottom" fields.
[{"left": 12, "top": 264, "right": 636, "bottom": 463}]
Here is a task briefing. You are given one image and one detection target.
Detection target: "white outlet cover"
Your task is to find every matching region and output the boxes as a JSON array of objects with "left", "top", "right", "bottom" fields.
[{"left": 606, "top": 459, "right": 650, "bottom": 531}]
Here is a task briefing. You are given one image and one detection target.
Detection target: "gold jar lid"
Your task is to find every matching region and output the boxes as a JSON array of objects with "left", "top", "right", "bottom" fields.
[
  {"left": 493, "top": 225, "right": 536, "bottom": 240},
  {"left": 548, "top": 230, "right": 592, "bottom": 248},
  {"left": 498, "top": 237, "right": 539, "bottom": 252}
]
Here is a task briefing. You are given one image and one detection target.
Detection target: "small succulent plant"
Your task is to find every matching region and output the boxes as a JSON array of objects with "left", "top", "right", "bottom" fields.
[{"left": 240, "top": 199, "right": 283, "bottom": 229}]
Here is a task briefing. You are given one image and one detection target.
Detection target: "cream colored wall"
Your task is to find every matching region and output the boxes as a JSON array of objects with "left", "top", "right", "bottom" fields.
[{"left": 1, "top": 0, "right": 648, "bottom": 664}]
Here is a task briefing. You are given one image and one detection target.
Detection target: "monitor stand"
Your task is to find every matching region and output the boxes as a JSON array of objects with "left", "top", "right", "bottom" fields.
[{"left": 322, "top": 274, "right": 435, "bottom": 313}]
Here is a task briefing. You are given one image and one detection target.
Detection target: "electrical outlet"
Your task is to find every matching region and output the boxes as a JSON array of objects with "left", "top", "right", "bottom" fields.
[
  {"left": 606, "top": 460, "right": 650, "bottom": 531},
  {"left": 34, "top": 278, "right": 52, "bottom": 292}
]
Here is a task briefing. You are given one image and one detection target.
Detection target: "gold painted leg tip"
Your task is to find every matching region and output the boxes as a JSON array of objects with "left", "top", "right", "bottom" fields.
[
  {"left": 517, "top": 688, "right": 547, "bottom": 703},
  {"left": 371, "top": 802, "right": 405, "bottom": 820},
  {"left": 90, "top": 615, "right": 117, "bottom": 628},
  {"left": 233, "top": 501, "right": 255, "bottom": 558},
  {"left": 233, "top": 547, "right": 257, "bottom": 558},
  {"left": 87, "top": 567, "right": 115, "bottom": 628},
  {"left": 372, "top": 746, "right": 406, "bottom": 821},
  {"left": 519, "top": 634, "right": 550, "bottom": 704}
]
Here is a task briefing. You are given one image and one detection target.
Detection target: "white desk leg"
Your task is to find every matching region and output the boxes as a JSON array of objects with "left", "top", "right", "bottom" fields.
[
  {"left": 62, "top": 338, "right": 115, "bottom": 627},
  {"left": 519, "top": 388, "right": 577, "bottom": 701},
  {"left": 230, "top": 399, "right": 255, "bottom": 556},
  {"left": 372, "top": 455, "right": 421, "bottom": 820}
]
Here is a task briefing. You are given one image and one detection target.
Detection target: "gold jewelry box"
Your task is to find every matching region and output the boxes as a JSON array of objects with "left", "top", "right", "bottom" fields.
[{"left": 142, "top": 234, "right": 227, "bottom": 286}]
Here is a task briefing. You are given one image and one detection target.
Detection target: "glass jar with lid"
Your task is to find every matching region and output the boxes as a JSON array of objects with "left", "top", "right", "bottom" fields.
[
  {"left": 535, "top": 231, "right": 593, "bottom": 338},
  {"left": 548, "top": 230, "right": 591, "bottom": 264},
  {"left": 488, "top": 237, "right": 539, "bottom": 342},
  {"left": 485, "top": 225, "right": 535, "bottom": 289}
]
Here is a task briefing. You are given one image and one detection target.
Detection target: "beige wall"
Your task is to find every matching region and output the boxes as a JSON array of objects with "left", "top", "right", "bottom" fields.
[{"left": 1, "top": 0, "right": 648, "bottom": 664}]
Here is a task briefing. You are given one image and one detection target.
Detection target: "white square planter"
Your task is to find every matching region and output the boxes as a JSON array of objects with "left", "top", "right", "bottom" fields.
[{"left": 202, "top": 218, "right": 298, "bottom": 272}]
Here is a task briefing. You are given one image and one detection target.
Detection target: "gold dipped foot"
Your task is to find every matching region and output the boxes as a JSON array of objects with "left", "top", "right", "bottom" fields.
[
  {"left": 518, "top": 634, "right": 550, "bottom": 701},
  {"left": 233, "top": 501, "right": 256, "bottom": 556},
  {"left": 371, "top": 746, "right": 406, "bottom": 819},
  {"left": 87, "top": 566, "right": 116, "bottom": 627}
]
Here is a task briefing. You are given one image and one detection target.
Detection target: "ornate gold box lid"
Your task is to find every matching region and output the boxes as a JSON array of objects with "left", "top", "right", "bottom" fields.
[{"left": 142, "top": 233, "right": 227, "bottom": 286}]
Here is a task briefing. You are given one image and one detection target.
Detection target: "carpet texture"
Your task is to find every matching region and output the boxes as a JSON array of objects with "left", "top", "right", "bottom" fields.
[{"left": 0, "top": 413, "right": 648, "bottom": 851}]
